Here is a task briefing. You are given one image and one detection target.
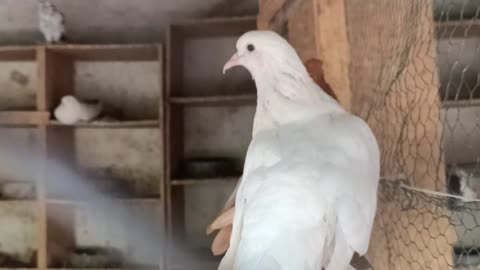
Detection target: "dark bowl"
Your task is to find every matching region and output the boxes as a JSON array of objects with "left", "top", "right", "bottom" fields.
[{"left": 180, "top": 157, "right": 238, "bottom": 179}]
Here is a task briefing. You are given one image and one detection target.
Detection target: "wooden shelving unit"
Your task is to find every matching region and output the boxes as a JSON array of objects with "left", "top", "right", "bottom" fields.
[
  {"left": 0, "top": 44, "right": 165, "bottom": 270},
  {"left": 0, "top": 15, "right": 258, "bottom": 270},
  {"left": 165, "top": 16, "right": 257, "bottom": 268}
]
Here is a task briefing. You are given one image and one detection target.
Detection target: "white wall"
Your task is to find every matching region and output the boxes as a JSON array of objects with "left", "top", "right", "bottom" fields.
[{"left": 0, "top": 0, "right": 257, "bottom": 44}]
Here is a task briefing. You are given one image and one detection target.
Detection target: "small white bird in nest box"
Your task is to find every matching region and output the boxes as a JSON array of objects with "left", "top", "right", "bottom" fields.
[
  {"left": 38, "top": 0, "right": 67, "bottom": 43},
  {"left": 450, "top": 167, "right": 480, "bottom": 202},
  {"left": 54, "top": 95, "right": 103, "bottom": 125}
]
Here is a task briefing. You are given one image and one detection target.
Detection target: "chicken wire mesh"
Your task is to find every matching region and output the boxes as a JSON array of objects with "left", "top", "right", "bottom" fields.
[{"left": 346, "top": 0, "right": 480, "bottom": 269}]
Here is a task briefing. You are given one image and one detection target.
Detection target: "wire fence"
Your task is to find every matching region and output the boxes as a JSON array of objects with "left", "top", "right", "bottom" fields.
[{"left": 355, "top": 0, "right": 480, "bottom": 269}]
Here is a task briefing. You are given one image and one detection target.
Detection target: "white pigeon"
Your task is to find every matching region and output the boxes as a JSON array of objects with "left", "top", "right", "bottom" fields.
[
  {"left": 452, "top": 168, "right": 478, "bottom": 201},
  {"left": 219, "top": 31, "right": 380, "bottom": 270},
  {"left": 38, "top": 0, "right": 66, "bottom": 43},
  {"left": 54, "top": 95, "right": 103, "bottom": 125}
]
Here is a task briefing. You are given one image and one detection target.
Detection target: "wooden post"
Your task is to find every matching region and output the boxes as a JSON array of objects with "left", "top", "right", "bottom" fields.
[
  {"left": 36, "top": 46, "right": 49, "bottom": 270},
  {"left": 37, "top": 46, "right": 77, "bottom": 269},
  {"left": 258, "top": 0, "right": 455, "bottom": 269}
]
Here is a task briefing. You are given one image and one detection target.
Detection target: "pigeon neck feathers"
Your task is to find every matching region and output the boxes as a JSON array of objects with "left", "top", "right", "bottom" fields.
[{"left": 251, "top": 52, "right": 344, "bottom": 136}]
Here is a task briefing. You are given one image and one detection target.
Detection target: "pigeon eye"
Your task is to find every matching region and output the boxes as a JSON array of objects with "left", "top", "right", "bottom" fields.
[{"left": 247, "top": 44, "right": 255, "bottom": 52}]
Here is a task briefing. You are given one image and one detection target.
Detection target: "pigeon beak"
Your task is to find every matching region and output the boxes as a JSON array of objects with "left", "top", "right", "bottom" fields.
[{"left": 223, "top": 53, "right": 241, "bottom": 74}]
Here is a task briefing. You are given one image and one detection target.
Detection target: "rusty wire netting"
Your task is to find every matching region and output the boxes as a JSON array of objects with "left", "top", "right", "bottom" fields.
[{"left": 347, "top": 0, "right": 480, "bottom": 269}]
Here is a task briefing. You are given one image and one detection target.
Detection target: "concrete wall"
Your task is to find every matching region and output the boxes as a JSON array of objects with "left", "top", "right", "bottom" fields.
[
  {"left": 0, "top": 0, "right": 257, "bottom": 44},
  {"left": 73, "top": 200, "right": 162, "bottom": 266},
  {"left": 0, "top": 128, "right": 37, "bottom": 265},
  {"left": 0, "top": 62, "right": 36, "bottom": 111},
  {"left": 0, "top": 202, "right": 36, "bottom": 265}
]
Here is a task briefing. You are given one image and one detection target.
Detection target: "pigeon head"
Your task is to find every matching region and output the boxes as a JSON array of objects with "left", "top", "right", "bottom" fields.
[
  {"left": 38, "top": 0, "right": 53, "bottom": 8},
  {"left": 223, "top": 30, "right": 307, "bottom": 80},
  {"left": 61, "top": 95, "right": 78, "bottom": 106}
]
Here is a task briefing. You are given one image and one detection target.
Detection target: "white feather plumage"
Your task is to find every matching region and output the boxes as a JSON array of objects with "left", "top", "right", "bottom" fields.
[
  {"left": 38, "top": 0, "right": 66, "bottom": 43},
  {"left": 54, "top": 95, "right": 102, "bottom": 125},
  {"left": 219, "top": 31, "right": 380, "bottom": 270}
]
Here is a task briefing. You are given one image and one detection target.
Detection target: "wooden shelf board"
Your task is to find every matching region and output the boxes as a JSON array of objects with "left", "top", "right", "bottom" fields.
[
  {"left": 46, "top": 198, "right": 161, "bottom": 205},
  {"left": 48, "top": 268, "right": 152, "bottom": 270},
  {"left": 0, "top": 111, "right": 50, "bottom": 126},
  {"left": 170, "top": 16, "right": 257, "bottom": 38},
  {"left": 436, "top": 20, "right": 480, "bottom": 38},
  {"left": 48, "top": 120, "right": 160, "bottom": 128},
  {"left": 171, "top": 176, "right": 239, "bottom": 186},
  {"left": 0, "top": 46, "right": 36, "bottom": 61},
  {"left": 0, "top": 200, "right": 36, "bottom": 204},
  {"left": 48, "top": 262, "right": 159, "bottom": 270},
  {"left": 442, "top": 98, "right": 480, "bottom": 109},
  {"left": 169, "top": 94, "right": 256, "bottom": 106},
  {"left": 0, "top": 268, "right": 38, "bottom": 270},
  {"left": 46, "top": 44, "right": 160, "bottom": 61},
  {"left": 0, "top": 199, "right": 36, "bottom": 202}
]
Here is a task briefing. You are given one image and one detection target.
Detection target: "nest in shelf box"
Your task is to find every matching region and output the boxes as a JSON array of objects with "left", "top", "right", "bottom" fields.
[
  {"left": 0, "top": 180, "right": 35, "bottom": 200},
  {"left": 53, "top": 95, "right": 103, "bottom": 124},
  {"left": 0, "top": 251, "right": 36, "bottom": 268},
  {"left": 63, "top": 247, "right": 125, "bottom": 269}
]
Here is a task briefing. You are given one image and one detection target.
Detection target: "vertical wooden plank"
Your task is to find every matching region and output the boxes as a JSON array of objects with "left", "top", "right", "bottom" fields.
[
  {"left": 165, "top": 23, "right": 175, "bottom": 250},
  {"left": 165, "top": 24, "right": 186, "bottom": 266},
  {"left": 287, "top": 0, "right": 316, "bottom": 61},
  {"left": 312, "top": 0, "right": 351, "bottom": 110},
  {"left": 257, "top": 0, "right": 287, "bottom": 29},
  {"left": 165, "top": 106, "right": 186, "bottom": 247},
  {"left": 46, "top": 203, "right": 76, "bottom": 267},
  {"left": 36, "top": 127, "right": 48, "bottom": 270},
  {"left": 157, "top": 43, "right": 167, "bottom": 270},
  {"left": 37, "top": 46, "right": 76, "bottom": 268},
  {"left": 35, "top": 47, "right": 48, "bottom": 270},
  {"left": 37, "top": 47, "right": 48, "bottom": 112},
  {"left": 260, "top": 0, "right": 352, "bottom": 108}
]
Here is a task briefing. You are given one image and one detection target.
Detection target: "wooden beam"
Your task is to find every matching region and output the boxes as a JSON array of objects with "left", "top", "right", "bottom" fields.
[
  {"left": 260, "top": 0, "right": 352, "bottom": 108},
  {"left": 36, "top": 46, "right": 49, "bottom": 270},
  {"left": 312, "top": 0, "right": 351, "bottom": 110},
  {"left": 287, "top": 0, "right": 316, "bottom": 61},
  {"left": 257, "top": 0, "right": 287, "bottom": 30},
  {"left": 0, "top": 46, "right": 36, "bottom": 61},
  {"left": 157, "top": 43, "right": 167, "bottom": 270}
]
